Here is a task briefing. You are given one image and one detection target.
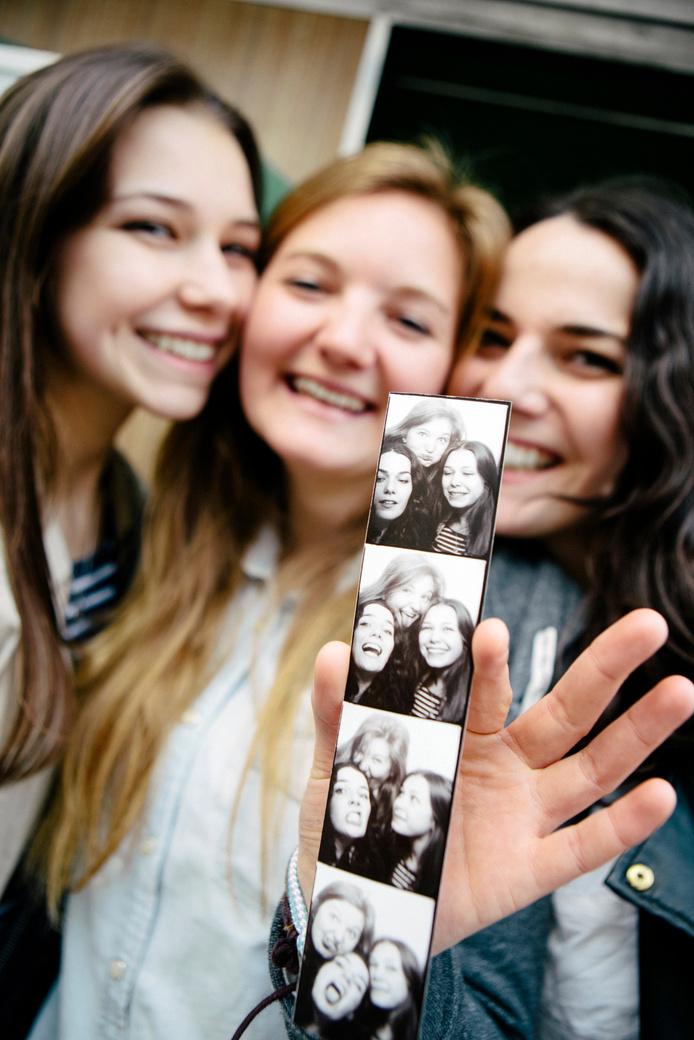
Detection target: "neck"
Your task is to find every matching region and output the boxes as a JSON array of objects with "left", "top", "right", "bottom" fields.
[
  {"left": 410, "top": 830, "right": 432, "bottom": 864},
  {"left": 354, "top": 668, "right": 373, "bottom": 699},
  {"left": 284, "top": 463, "right": 371, "bottom": 557},
  {"left": 44, "top": 365, "right": 132, "bottom": 559},
  {"left": 334, "top": 835, "right": 348, "bottom": 862}
]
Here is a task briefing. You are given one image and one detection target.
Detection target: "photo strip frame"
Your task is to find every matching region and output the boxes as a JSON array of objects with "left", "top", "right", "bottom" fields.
[{"left": 294, "top": 391, "right": 511, "bottom": 1040}]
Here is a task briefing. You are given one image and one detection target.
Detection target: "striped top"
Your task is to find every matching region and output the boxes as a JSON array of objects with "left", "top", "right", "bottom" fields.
[
  {"left": 411, "top": 682, "right": 443, "bottom": 720},
  {"left": 63, "top": 540, "right": 123, "bottom": 642},
  {"left": 432, "top": 523, "right": 468, "bottom": 556},
  {"left": 391, "top": 859, "right": 417, "bottom": 892},
  {"left": 62, "top": 451, "right": 144, "bottom": 644}
]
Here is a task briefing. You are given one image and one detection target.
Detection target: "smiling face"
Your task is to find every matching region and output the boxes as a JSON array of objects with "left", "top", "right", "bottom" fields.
[
  {"left": 352, "top": 603, "right": 395, "bottom": 675},
  {"left": 311, "top": 897, "right": 366, "bottom": 958},
  {"left": 392, "top": 774, "right": 434, "bottom": 838},
  {"left": 450, "top": 214, "right": 636, "bottom": 541},
  {"left": 353, "top": 736, "right": 393, "bottom": 784},
  {"left": 441, "top": 448, "right": 486, "bottom": 512},
  {"left": 387, "top": 574, "right": 436, "bottom": 628},
  {"left": 374, "top": 451, "right": 413, "bottom": 523},
  {"left": 418, "top": 603, "right": 464, "bottom": 669},
  {"left": 239, "top": 191, "right": 462, "bottom": 502},
  {"left": 404, "top": 417, "right": 453, "bottom": 467},
  {"left": 54, "top": 104, "right": 259, "bottom": 424},
  {"left": 369, "top": 941, "right": 410, "bottom": 1010},
  {"left": 312, "top": 953, "right": 369, "bottom": 1020},
  {"left": 330, "top": 766, "right": 371, "bottom": 841}
]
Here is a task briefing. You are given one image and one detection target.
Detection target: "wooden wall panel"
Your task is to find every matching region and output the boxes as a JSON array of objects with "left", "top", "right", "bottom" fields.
[
  {"left": 0, "top": 1, "right": 368, "bottom": 480},
  {"left": 0, "top": 0, "right": 368, "bottom": 181}
]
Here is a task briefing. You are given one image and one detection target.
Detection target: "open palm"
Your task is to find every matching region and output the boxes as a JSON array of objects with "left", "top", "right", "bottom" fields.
[{"left": 299, "top": 609, "right": 694, "bottom": 955}]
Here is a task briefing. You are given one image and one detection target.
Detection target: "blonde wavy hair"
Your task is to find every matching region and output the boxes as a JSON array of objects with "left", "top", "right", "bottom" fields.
[{"left": 40, "top": 141, "right": 510, "bottom": 912}]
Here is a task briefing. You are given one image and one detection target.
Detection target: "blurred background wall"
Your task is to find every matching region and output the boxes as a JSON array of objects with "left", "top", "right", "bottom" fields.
[{"left": 1, "top": 0, "right": 692, "bottom": 477}]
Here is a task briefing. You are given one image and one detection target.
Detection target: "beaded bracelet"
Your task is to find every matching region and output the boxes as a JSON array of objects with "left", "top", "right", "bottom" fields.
[{"left": 286, "top": 846, "right": 308, "bottom": 959}]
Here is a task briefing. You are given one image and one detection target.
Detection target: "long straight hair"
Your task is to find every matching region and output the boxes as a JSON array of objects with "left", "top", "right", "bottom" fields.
[
  {"left": 0, "top": 43, "right": 261, "bottom": 784},
  {"left": 42, "top": 142, "right": 509, "bottom": 910},
  {"left": 391, "top": 770, "right": 452, "bottom": 897},
  {"left": 416, "top": 598, "right": 474, "bottom": 722},
  {"left": 436, "top": 440, "right": 499, "bottom": 557}
]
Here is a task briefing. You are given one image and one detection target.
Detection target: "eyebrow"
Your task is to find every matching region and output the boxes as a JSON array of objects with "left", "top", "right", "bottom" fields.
[
  {"left": 490, "top": 309, "right": 626, "bottom": 343},
  {"left": 111, "top": 192, "right": 260, "bottom": 229},
  {"left": 283, "top": 250, "right": 451, "bottom": 314}
]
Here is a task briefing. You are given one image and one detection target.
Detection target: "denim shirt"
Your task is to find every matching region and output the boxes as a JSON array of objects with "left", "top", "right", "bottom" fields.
[{"left": 36, "top": 527, "right": 359, "bottom": 1040}]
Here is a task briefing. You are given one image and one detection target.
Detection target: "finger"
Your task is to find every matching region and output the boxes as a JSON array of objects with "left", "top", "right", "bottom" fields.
[
  {"left": 509, "top": 609, "right": 669, "bottom": 768},
  {"left": 466, "top": 618, "right": 512, "bottom": 736},
  {"left": 298, "top": 641, "right": 350, "bottom": 898},
  {"left": 311, "top": 640, "right": 350, "bottom": 779},
  {"left": 542, "top": 674, "right": 694, "bottom": 829},
  {"left": 535, "top": 777, "right": 677, "bottom": 896}
]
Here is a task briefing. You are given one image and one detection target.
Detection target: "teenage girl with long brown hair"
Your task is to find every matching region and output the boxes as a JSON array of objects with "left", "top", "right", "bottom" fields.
[{"left": 0, "top": 42, "right": 261, "bottom": 1034}]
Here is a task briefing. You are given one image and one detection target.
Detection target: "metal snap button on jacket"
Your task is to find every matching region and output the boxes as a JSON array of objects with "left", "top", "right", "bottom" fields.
[{"left": 626, "top": 863, "right": 655, "bottom": 891}]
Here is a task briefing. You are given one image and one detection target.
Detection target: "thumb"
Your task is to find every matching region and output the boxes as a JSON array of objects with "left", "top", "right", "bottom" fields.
[
  {"left": 466, "top": 618, "right": 513, "bottom": 735},
  {"left": 311, "top": 641, "right": 350, "bottom": 779}
]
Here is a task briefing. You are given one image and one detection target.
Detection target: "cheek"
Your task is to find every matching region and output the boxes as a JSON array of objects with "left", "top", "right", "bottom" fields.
[
  {"left": 447, "top": 355, "right": 487, "bottom": 397},
  {"left": 572, "top": 388, "right": 627, "bottom": 488},
  {"left": 383, "top": 349, "right": 453, "bottom": 398}
]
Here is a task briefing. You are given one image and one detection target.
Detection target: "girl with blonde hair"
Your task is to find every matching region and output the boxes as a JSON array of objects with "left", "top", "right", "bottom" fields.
[{"left": 37, "top": 141, "right": 511, "bottom": 1037}]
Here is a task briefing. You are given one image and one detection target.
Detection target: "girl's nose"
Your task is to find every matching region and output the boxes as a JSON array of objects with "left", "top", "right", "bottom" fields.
[
  {"left": 178, "top": 241, "right": 253, "bottom": 316},
  {"left": 478, "top": 338, "right": 550, "bottom": 416},
  {"left": 315, "top": 295, "right": 377, "bottom": 369}
]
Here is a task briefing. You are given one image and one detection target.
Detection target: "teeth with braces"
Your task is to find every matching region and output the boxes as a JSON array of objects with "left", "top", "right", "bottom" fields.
[
  {"left": 143, "top": 332, "right": 216, "bottom": 362},
  {"left": 292, "top": 375, "right": 367, "bottom": 413}
]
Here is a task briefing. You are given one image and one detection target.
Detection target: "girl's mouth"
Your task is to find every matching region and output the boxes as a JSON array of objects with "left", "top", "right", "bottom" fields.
[
  {"left": 504, "top": 441, "right": 558, "bottom": 472},
  {"left": 362, "top": 642, "right": 381, "bottom": 656},
  {"left": 287, "top": 374, "right": 370, "bottom": 414},
  {"left": 141, "top": 331, "right": 218, "bottom": 362},
  {"left": 325, "top": 982, "right": 343, "bottom": 1004}
]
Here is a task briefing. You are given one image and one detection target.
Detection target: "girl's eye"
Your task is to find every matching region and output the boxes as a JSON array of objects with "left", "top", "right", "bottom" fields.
[
  {"left": 287, "top": 276, "right": 324, "bottom": 293},
  {"left": 478, "top": 327, "right": 511, "bottom": 355},
  {"left": 397, "top": 315, "right": 430, "bottom": 336},
  {"left": 122, "top": 219, "right": 174, "bottom": 238},
  {"left": 566, "top": 349, "right": 623, "bottom": 376},
  {"left": 222, "top": 242, "right": 257, "bottom": 263}
]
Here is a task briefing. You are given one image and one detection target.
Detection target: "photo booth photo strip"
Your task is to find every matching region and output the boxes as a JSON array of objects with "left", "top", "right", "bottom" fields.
[
  {"left": 294, "top": 391, "right": 511, "bottom": 1040},
  {"left": 368, "top": 393, "right": 508, "bottom": 559}
]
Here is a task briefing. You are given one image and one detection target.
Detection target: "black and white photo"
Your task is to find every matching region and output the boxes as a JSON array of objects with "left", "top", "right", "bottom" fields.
[{"left": 296, "top": 391, "right": 510, "bottom": 1040}]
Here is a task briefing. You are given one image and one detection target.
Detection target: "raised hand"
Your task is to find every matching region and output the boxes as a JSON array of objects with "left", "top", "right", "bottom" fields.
[{"left": 298, "top": 610, "right": 694, "bottom": 956}]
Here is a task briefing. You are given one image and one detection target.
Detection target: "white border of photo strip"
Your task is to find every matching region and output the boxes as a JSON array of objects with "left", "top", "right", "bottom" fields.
[{"left": 294, "top": 392, "right": 511, "bottom": 1040}]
